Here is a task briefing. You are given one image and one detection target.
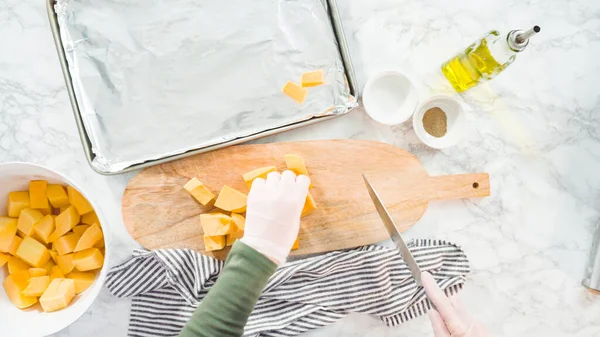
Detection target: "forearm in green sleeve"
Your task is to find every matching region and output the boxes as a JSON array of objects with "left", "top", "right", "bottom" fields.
[{"left": 180, "top": 241, "right": 277, "bottom": 337}]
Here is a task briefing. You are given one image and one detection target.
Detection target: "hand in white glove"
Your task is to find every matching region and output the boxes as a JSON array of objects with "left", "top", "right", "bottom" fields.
[
  {"left": 422, "top": 272, "right": 490, "bottom": 337},
  {"left": 241, "top": 170, "right": 310, "bottom": 265}
]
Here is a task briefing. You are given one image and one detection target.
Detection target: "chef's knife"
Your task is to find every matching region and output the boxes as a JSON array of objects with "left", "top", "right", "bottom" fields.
[{"left": 362, "top": 174, "right": 423, "bottom": 286}]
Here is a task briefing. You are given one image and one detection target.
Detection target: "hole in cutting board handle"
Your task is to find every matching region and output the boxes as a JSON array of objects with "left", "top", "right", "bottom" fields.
[{"left": 472, "top": 182, "right": 479, "bottom": 189}]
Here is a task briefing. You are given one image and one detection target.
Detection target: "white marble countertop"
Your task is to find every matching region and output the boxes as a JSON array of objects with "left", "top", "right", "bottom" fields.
[{"left": 1, "top": 0, "right": 599, "bottom": 336}]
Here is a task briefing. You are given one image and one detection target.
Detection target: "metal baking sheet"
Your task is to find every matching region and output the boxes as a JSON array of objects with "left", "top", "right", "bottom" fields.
[{"left": 47, "top": 0, "right": 357, "bottom": 175}]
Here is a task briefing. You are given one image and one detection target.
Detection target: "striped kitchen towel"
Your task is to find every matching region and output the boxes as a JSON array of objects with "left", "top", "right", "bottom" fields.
[{"left": 106, "top": 239, "right": 469, "bottom": 337}]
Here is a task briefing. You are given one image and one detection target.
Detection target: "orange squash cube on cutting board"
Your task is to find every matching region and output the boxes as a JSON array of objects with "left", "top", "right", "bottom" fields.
[
  {"left": 46, "top": 184, "right": 70, "bottom": 208},
  {"left": 40, "top": 278, "right": 76, "bottom": 312},
  {"left": 29, "top": 180, "right": 50, "bottom": 210},
  {"left": 214, "top": 186, "right": 247, "bottom": 213},
  {"left": 282, "top": 81, "right": 308, "bottom": 104},
  {"left": 22, "top": 276, "right": 50, "bottom": 297},
  {"left": 73, "top": 248, "right": 104, "bottom": 271},
  {"left": 17, "top": 208, "right": 44, "bottom": 237},
  {"left": 302, "top": 193, "right": 317, "bottom": 217},
  {"left": 0, "top": 217, "right": 18, "bottom": 252},
  {"left": 34, "top": 215, "right": 55, "bottom": 244},
  {"left": 74, "top": 224, "right": 103, "bottom": 252},
  {"left": 200, "top": 213, "right": 234, "bottom": 236},
  {"left": 203, "top": 235, "right": 226, "bottom": 252},
  {"left": 301, "top": 69, "right": 324, "bottom": 87},
  {"left": 54, "top": 233, "right": 82, "bottom": 256},
  {"left": 67, "top": 186, "right": 93, "bottom": 215},
  {"left": 7, "top": 191, "right": 30, "bottom": 218},
  {"left": 48, "top": 206, "right": 80, "bottom": 243},
  {"left": 242, "top": 166, "right": 277, "bottom": 188},
  {"left": 291, "top": 237, "right": 300, "bottom": 251},
  {"left": 184, "top": 178, "right": 215, "bottom": 206},
  {"left": 66, "top": 271, "right": 95, "bottom": 294},
  {"left": 226, "top": 230, "right": 244, "bottom": 246},
  {"left": 284, "top": 154, "right": 309, "bottom": 176},
  {"left": 231, "top": 213, "right": 245, "bottom": 230},
  {"left": 80, "top": 211, "right": 100, "bottom": 226},
  {"left": 15, "top": 236, "right": 51, "bottom": 268},
  {"left": 3, "top": 271, "right": 38, "bottom": 309}
]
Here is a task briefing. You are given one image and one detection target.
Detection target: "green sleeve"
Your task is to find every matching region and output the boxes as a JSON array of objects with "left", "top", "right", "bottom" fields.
[{"left": 179, "top": 241, "right": 277, "bottom": 337}]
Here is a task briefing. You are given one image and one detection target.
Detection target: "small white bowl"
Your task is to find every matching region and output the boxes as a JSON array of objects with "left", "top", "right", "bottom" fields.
[
  {"left": 412, "top": 95, "right": 466, "bottom": 149},
  {"left": 0, "top": 162, "right": 110, "bottom": 337},
  {"left": 362, "top": 71, "right": 418, "bottom": 125}
]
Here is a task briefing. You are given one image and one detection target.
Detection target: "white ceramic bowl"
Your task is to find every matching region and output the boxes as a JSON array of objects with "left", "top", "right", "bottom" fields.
[
  {"left": 412, "top": 95, "right": 466, "bottom": 149},
  {"left": 362, "top": 71, "right": 418, "bottom": 125},
  {"left": 0, "top": 162, "right": 110, "bottom": 337}
]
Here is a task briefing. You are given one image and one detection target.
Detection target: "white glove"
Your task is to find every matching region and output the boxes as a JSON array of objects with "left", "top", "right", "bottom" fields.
[
  {"left": 241, "top": 170, "right": 310, "bottom": 265},
  {"left": 422, "top": 272, "right": 491, "bottom": 337}
]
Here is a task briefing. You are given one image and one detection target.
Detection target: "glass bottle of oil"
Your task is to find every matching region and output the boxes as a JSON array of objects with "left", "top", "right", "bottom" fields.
[{"left": 441, "top": 26, "right": 540, "bottom": 92}]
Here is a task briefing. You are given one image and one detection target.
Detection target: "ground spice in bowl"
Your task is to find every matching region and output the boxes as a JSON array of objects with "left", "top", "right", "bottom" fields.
[{"left": 422, "top": 107, "right": 447, "bottom": 138}]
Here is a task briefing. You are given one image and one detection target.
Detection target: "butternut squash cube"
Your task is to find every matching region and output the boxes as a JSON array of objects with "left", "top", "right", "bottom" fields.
[
  {"left": 16, "top": 236, "right": 51, "bottom": 268},
  {"left": 301, "top": 193, "right": 317, "bottom": 217},
  {"left": 34, "top": 215, "right": 55, "bottom": 244},
  {"left": 48, "top": 206, "right": 80, "bottom": 243},
  {"left": 72, "top": 224, "right": 90, "bottom": 235},
  {"left": 0, "top": 217, "right": 18, "bottom": 252},
  {"left": 0, "top": 252, "right": 10, "bottom": 267},
  {"left": 3, "top": 272, "right": 37, "bottom": 309},
  {"left": 291, "top": 237, "right": 300, "bottom": 251},
  {"left": 6, "top": 235, "right": 23, "bottom": 255},
  {"left": 38, "top": 203, "right": 52, "bottom": 216},
  {"left": 183, "top": 178, "right": 215, "bottom": 206},
  {"left": 40, "top": 278, "right": 76, "bottom": 312},
  {"left": 301, "top": 69, "right": 324, "bottom": 87},
  {"left": 214, "top": 186, "right": 247, "bottom": 213},
  {"left": 29, "top": 180, "right": 50, "bottom": 210},
  {"left": 54, "top": 233, "right": 82, "bottom": 256},
  {"left": 46, "top": 184, "right": 69, "bottom": 208},
  {"left": 226, "top": 230, "right": 244, "bottom": 246},
  {"left": 200, "top": 213, "right": 234, "bottom": 236},
  {"left": 55, "top": 253, "right": 75, "bottom": 274},
  {"left": 80, "top": 211, "right": 100, "bottom": 226},
  {"left": 43, "top": 259, "right": 56, "bottom": 274},
  {"left": 66, "top": 271, "right": 95, "bottom": 294},
  {"left": 242, "top": 166, "right": 277, "bottom": 188},
  {"left": 231, "top": 213, "right": 245, "bottom": 230},
  {"left": 67, "top": 186, "right": 93, "bottom": 215},
  {"left": 73, "top": 248, "right": 104, "bottom": 271},
  {"left": 50, "top": 265, "right": 65, "bottom": 281},
  {"left": 282, "top": 81, "right": 308, "bottom": 104},
  {"left": 17, "top": 208, "right": 44, "bottom": 237},
  {"left": 284, "top": 154, "right": 309, "bottom": 176},
  {"left": 74, "top": 224, "right": 103, "bottom": 252},
  {"left": 28, "top": 268, "right": 47, "bottom": 277},
  {"left": 22, "top": 276, "right": 50, "bottom": 297},
  {"left": 203, "top": 235, "right": 226, "bottom": 252},
  {"left": 7, "top": 256, "right": 30, "bottom": 274},
  {"left": 7, "top": 191, "right": 30, "bottom": 218}
]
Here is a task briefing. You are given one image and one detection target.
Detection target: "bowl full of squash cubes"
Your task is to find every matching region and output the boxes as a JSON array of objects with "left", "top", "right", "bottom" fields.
[{"left": 0, "top": 162, "right": 109, "bottom": 337}]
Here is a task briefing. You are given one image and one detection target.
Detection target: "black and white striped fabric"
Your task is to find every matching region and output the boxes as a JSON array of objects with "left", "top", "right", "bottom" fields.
[{"left": 106, "top": 239, "right": 470, "bottom": 337}]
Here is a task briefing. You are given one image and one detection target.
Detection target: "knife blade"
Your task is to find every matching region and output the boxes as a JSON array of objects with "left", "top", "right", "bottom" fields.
[{"left": 362, "top": 174, "right": 423, "bottom": 286}]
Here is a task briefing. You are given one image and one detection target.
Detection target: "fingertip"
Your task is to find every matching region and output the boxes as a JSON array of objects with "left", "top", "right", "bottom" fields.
[
  {"left": 281, "top": 170, "right": 297, "bottom": 182},
  {"left": 251, "top": 177, "right": 266, "bottom": 189},
  {"left": 266, "top": 171, "right": 281, "bottom": 183},
  {"left": 296, "top": 174, "right": 311, "bottom": 189}
]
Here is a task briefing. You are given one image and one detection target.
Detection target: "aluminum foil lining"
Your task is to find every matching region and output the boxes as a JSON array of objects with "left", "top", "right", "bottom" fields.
[{"left": 55, "top": 0, "right": 354, "bottom": 173}]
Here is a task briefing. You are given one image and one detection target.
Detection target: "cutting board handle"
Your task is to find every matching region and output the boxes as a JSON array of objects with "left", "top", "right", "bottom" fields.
[{"left": 427, "top": 173, "right": 490, "bottom": 201}]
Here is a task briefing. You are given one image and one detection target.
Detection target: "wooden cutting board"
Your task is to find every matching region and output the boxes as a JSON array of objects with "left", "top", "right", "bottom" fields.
[{"left": 122, "top": 140, "right": 490, "bottom": 259}]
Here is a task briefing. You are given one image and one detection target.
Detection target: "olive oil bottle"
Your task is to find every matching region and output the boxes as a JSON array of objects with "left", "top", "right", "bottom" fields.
[{"left": 441, "top": 26, "right": 540, "bottom": 92}]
